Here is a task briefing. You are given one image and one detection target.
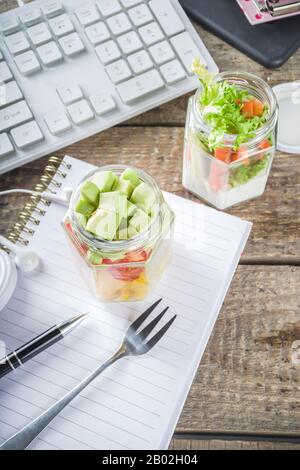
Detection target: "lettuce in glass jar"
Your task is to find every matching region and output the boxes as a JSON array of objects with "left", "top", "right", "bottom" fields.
[{"left": 183, "top": 61, "right": 278, "bottom": 210}]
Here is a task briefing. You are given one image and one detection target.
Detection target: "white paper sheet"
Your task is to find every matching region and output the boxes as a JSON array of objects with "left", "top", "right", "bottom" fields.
[{"left": 0, "top": 156, "right": 252, "bottom": 450}]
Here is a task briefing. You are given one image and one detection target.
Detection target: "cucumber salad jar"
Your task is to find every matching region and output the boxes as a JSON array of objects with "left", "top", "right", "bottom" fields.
[
  {"left": 183, "top": 63, "right": 278, "bottom": 210},
  {"left": 62, "top": 165, "right": 174, "bottom": 302}
]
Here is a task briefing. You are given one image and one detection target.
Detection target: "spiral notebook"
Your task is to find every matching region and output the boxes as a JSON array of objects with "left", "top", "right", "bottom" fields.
[{"left": 0, "top": 156, "right": 252, "bottom": 450}]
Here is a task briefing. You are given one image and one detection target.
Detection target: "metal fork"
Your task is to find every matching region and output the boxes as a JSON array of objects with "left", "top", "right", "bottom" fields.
[{"left": 0, "top": 299, "right": 176, "bottom": 450}]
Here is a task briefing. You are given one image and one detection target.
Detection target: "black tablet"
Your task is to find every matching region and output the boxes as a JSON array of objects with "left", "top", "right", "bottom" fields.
[{"left": 179, "top": 0, "right": 300, "bottom": 68}]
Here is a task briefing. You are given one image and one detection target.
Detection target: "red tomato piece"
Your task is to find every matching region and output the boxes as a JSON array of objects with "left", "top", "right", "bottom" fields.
[
  {"left": 242, "top": 100, "right": 254, "bottom": 118},
  {"left": 231, "top": 152, "right": 239, "bottom": 162},
  {"left": 214, "top": 147, "right": 231, "bottom": 163},
  {"left": 259, "top": 139, "right": 272, "bottom": 149},
  {"left": 65, "top": 222, "right": 87, "bottom": 255},
  {"left": 253, "top": 99, "right": 264, "bottom": 116},
  {"left": 104, "top": 249, "right": 150, "bottom": 281}
]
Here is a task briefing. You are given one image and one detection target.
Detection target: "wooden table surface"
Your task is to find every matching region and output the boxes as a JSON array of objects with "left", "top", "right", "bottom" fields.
[{"left": 0, "top": 0, "right": 299, "bottom": 450}]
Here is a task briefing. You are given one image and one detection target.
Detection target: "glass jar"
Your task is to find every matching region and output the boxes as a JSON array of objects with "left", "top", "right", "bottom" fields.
[
  {"left": 62, "top": 165, "right": 174, "bottom": 302},
  {"left": 183, "top": 71, "right": 278, "bottom": 210}
]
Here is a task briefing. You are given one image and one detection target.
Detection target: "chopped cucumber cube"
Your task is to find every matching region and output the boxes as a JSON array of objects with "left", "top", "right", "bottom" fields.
[
  {"left": 117, "top": 226, "right": 138, "bottom": 240},
  {"left": 76, "top": 212, "right": 87, "bottom": 228},
  {"left": 101, "top": 250, "right": 126, "bottom": 261},
  {"left": 92, "top": 171, "right": 117, "bottom": 193},
  {"left": 81, "top": 181, "right": 99, "bottom": 206},
  {"left": 99, "top": 191, "right": 127, "bottom": 220},
  {"left": 129, "top": 208, "right": 150, "bottom": 233},
  {"left": 75, "top": 197, "right": 95, "bottom": 217},
  {"left": 130, "top": 182, "right": 156, "bottom": 214},
  {"left": 113, "top": 178, "right": 134, "bottom": 198},
  {"left": 87, "top": 250, "right": 103, "bottom": 265},
  {"left": 127, "top": 200, "right": 137, "bottom": 218},
  {"left": 86, "top": 208, "right": 120, "bottom": 240},
  {"left": 121, "top": 168, "right": 140, "bottom": 188}
]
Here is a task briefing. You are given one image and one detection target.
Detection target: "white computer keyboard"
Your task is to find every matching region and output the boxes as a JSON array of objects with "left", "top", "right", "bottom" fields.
[{"left": 0, "top": 0, "right": 218, "bottom": 175}]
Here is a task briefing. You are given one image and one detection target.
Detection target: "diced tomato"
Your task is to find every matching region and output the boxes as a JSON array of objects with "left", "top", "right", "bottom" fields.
[
  {"left": 241, "top": 100, "right": 254, "bottom": 118},
  {"left": 237, "top": 146, "right": 250, "bottom": 166},
  {"left": 214, "top": 147, "right": 231, "bottom": 163},
  {"left": 242, "top": 99, "right": 264, "bottom": 118},
  {"left": 259, "top": 139, "right": 272, "bottom": 149},
  {"left": 102, "top": 249, "right": 149, "bottom": 265},
  {"left": 231, "top": 152, "right": 239, "bottom": 162},
  {"left": 125, "top": 249, "right": 149, "bottom": 263},
  {"left": 255, "top": 138, "right": 272, "bottom": 161},
  {"left": 104, "top": 249, "right": 150, "bottom": 281},
  {"left": 65, "top": 222, "right": 87, "bottom": 255},
  {"left": 253, "top": 99, "right": 264, "bottom": 116}
]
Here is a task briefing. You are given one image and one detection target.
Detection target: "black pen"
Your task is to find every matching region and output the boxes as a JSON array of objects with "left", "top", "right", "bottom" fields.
[{"left": 0, "top": 313, "right": 88, "bottom": 378}]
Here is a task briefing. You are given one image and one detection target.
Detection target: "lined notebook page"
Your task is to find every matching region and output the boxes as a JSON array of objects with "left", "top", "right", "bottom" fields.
[{"left": 0, "top": 156, "right": 251, "bottom": 450}]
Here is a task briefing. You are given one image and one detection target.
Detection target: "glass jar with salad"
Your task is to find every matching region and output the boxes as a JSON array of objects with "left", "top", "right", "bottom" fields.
[
  {"left": 183, "top": 62, "right": 278, "bottom": 210},
  {"left": 62, "top": 165, "right": 174, "bottom": 302}
]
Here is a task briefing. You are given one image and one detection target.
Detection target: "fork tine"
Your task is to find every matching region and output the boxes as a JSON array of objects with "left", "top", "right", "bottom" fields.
[
  {"left": 136, "top": 307, "right": 169, "bottom": 342},
  {"left": 145, "top": 315, "right": 177, "bottom": 351},
  {"left": 129, "top": 298, "right": 162, "bottom": 333}
]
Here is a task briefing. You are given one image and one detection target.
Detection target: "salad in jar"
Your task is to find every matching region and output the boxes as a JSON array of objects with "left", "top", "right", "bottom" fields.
[
  {"left": 62, "top": 166, "right": 174, "bottom": 302},
  {"left": 183, "top": 61, "right": 278, "bottom": 209}
]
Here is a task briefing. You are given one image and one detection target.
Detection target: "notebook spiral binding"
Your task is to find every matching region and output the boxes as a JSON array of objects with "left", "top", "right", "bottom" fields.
[{"left": 6, "top": 156, "right": 72, "bottom": 247}]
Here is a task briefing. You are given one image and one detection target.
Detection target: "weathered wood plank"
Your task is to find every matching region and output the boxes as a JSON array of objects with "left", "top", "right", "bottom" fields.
[
  {"left": 175, "top": 265, "right": 300, "bottom": 435},
  {"left": 1, "top": 128, "right": 299, "bottom": 261},
  {"left": 169, "top": 439, "right": 300, "bottom": 450}
]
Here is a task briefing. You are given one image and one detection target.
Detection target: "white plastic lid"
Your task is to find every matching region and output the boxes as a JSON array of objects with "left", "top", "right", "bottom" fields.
[
  {"left": 0, "top": 251, "right": 17, "bottom": 312},
  {"left": 273, "top": 82, "right": 300, "bottom": 154}
]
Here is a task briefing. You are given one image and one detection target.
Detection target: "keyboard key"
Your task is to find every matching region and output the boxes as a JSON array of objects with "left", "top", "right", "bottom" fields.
[
  {"left": 44, "top": 108, "right": 72, "bottom": 135},
  {"left": 41, "top": 1, "right": 64, "bottom": 18},
  {"left": 0, "top": 81, "right": 23, "bottom": 107},
  {"left": 120, "top": 0, "right": 141, "bottom": 7},
  {"left": 59, "top": 33, "right": 85, "bottom": 57},
  {"left": 0, "top": 62, "right": 13, "bottom": 83},
  {"left": 128, "top": 4, "right": 153, "bottom": 27},
  {"left": 85, "top": 22, "right": 110, "bottom": 45},
  {"left": 138, "top": 22, "right": 163, "bottom": 46},
  {"left": 5, "top": 31, "right": 30, "bottom": 55},
  {"left": 75, "top": 4, "right": 100, "bottom": 27},
  {"left": 19, "top": 8, "right": 42, "bottom": 26},
  {"left": 96, "top": 40, "right": 121, "bottom": 65},
  {"left": 117, "top": 31, "right": 142, "bottom": 55},
  {"left": 11, "top": 121, "right": 44, "bottom": 149},
  {"left": 150, "top": 0, "right": 185, "bottom": 37},
  {"left": 107, "top": 13, "right": 131, "bottom": 36},
  {"left": 160, "top": 59, "right": 186, "bottom": 84},
  {"left": 14, "top": 51, "right": 41, "bottom": 75},
  {"left": 57, "top": 83, "right": 83, "bottom": 105},
  {"left": 0, "top": 133, "right": 14, "bottom": 157},
  {"left": 37, "top": 41, "right": 63, "bottom": 66},
  {"left": 128, "top": 50, "right": 153, "bottom": 74},
  {"left": 89, "top": 93, "right": 116, "bottom": 115},
  {"left": 0, "top": 101, "right": 32, "bottom": 133},
  {"left": 117, "top": 69, "right": 164, "bottom": 104},
  {"left": 96, "top": 0, "right": 122, "bottom": 17},
  {"left": 49, "top": 14, "right": 74, "bottom": 37},
  {"left": 171, "top": 32, "right": 203, "bottom": 74},
  {"left": 27, "top": 23, "right": 52, "bottom": 46},
  {"left": 149, "top": 40, "right": 175, "bottom": 65},
  {"left": 106, "top": 59, "right": 132, "bottom": 84},
  {"left": 0, "top": 17, "right": 19, "bottom": 35},
  {"left": 67, "top": 99, "right": 94, "bottom": 125}
]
